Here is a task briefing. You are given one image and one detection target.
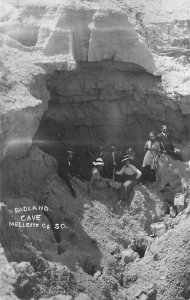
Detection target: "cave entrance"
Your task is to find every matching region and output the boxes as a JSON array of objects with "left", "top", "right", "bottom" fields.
[
  {"left": 33, "top": 60, "right": 187, "bottom": 167},
  {"left": 134, "top": 245, "right": 146, "bottom": 258}
]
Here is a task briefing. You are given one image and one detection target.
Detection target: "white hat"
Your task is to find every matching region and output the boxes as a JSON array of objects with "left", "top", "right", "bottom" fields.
[
  {"left": 126, "top": 148, "right": 135, "bottom": 160},
  {"left": 93, "top": 157, "right": 104, "bottom": 166},
  {"left": 67, "top": 150, "right": 74, "bottom": 154},
  {"left": 121, "top": 155, "right": 133, "bottom": 162}
]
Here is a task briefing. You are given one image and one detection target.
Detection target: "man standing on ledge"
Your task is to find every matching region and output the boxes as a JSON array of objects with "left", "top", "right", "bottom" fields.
[
  {"left": 157, "top": 125, "right": 182, "bottom": 161},
  {"left": 58, "top": 150, "right": 77, "bottom": 198},
  {"left": 105, "top": 144, "right": 122, "bottom": 178}
]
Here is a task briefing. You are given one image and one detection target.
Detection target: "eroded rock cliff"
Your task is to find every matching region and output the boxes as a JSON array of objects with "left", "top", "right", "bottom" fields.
[
  {"left": 1, "top": 1, "right": 190, "bottom": 300},
  {"left": 0, "top": 0, "right": 190, "bottom": 160}
]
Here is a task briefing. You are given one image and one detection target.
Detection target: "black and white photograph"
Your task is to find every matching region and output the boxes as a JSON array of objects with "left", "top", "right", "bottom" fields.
[{"left": 0, "top": 0, "right": 190, "bottom": 299}]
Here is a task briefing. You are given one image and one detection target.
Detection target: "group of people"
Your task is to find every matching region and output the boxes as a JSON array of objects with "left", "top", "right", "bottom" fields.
[{"left": 58, "top": 125, "right": 182, "bottom": 201}]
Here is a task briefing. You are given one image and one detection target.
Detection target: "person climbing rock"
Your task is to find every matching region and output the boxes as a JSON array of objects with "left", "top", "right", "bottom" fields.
[
  {"left": 141, "top": 131, "right": 160, "bottom": 185},
  {"left": 157, "top": 125, "right": 182, "bottom": 161},
  {"left": 58, "top": 150, "right": 77, "bottom": 198},
  {"left": 87, "top": 158, "right": 110, "bottom": 193},
  {"left": 105, "top": 144, "right": 122, "bottom": 178},
  {"left": 115, "top": 155, "right": 141, "bottom": 202}
]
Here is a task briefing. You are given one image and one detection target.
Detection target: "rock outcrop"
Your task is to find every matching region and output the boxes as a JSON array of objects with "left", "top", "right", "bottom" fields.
[
  {"left": 123, "top": 211, "right": 190, "bottom": 300},
  {"left": 0, "top": 242, "right": 18, "bottom": 300},
  {"left": 1, "top": 1, "right": 190, "bottom": 300}
]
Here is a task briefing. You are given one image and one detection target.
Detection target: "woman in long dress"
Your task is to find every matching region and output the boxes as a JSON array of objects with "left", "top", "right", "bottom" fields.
[{"left": 141, "top": 131, "right": 160, "bottom": 184}]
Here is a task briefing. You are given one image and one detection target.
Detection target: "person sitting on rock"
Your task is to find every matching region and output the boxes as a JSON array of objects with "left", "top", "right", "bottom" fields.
[
  {"left": 88, "top": 158, "right": 110, "bottom": 193},
  {"left": 115, "top": 155, "right": 142, "bottom": 201},
  {"left": 141, "top": 131, "right": 160, "bottom": 185},
  {"left": 58, "top": 150, "right": 77, "bottom": 198},
  {"left": 157, "top": 125, "right": 182, "bottom": 161}
]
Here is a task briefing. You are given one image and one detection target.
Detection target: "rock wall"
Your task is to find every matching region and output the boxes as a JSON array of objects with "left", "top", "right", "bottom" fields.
[
  {"left": 1, "top": 147, "right": 57, "bottom": 197},
  {"left": 1, "top": 1, "right": 190, "bottom": 300},
  {"left": 124, "top": 213, "right": 190, "bottom": 300},
  {"left": 1, "top": 0, "right": 190, "bottom": 162}
]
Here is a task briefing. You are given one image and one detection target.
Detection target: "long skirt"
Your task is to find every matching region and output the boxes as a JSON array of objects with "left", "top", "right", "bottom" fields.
[{"left": 140, "top": 165, "right": 156, "bottom": 184}]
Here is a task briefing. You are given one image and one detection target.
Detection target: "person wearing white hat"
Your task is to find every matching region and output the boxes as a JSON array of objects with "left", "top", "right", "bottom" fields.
[
  {"left": 88, "top": 157, "right": 109, "bottom": 193},
  {"left": 141, "top": 131, "right": 160, "bottom": 184},
  {"left": 125, "top": 147, "right": 135, "bottom": 160},
  {"left": 115, "top": 155, "right": 142, "bottom": 201}
]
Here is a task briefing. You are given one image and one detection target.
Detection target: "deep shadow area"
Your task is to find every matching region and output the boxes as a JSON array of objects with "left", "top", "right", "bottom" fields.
[
  {"left": 33, "top": 60, "right": 188, "bottom": 168},
  {"left": 82, "top": 258, "right": 99, "bottom": 276},
  {"left": 134, "top": 245, "right": 146, "bottom": 258}
]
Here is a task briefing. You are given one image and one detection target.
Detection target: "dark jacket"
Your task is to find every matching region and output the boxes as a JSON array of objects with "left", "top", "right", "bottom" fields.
[
  {"left": 58, "top": 159, "right": 78, "bottom": 180},
  {"left": 104, "top": 150, "right": 122, "bottom": 178},
  {"left": 157, "top": 132, "right": 175, "bottom": 153},
  {"left": 96, "top": 150, "right": 108, "bottom": 162}
]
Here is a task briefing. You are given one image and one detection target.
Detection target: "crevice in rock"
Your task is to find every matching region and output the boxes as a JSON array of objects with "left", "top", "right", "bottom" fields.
[
  {"left": 81, "top": 258, "right": 99, "bottom": 276},
  {"left": 130, "top": 237, "right": 148, "bottom": 259},
  {"left": 43, "top": 210, "right": 61, "bottom": 244},
  {"left": 134, "top": 245, "right": 146, "bottom": 258}
]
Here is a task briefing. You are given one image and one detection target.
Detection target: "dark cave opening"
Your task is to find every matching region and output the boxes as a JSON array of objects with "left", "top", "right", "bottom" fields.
[
  {"left": 131, "top": 237, "right": 148, "bottom": 259},
  {"left": 134, "top": 245, "right": 146, "bottom": 258},
  {"left": 33, "top": 60, "right": 189, "bottom": 168},
  {"left": 82, "top": 258, "right": 99, "bottom": 276}
]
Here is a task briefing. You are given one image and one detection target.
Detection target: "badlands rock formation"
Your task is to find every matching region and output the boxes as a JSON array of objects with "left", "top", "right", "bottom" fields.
[
  {"left": 0, "top": 0, "right": 190, "bottom": 160},
  {"left": 0, "top": 0, "right": 190, "bottom": 300}
]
